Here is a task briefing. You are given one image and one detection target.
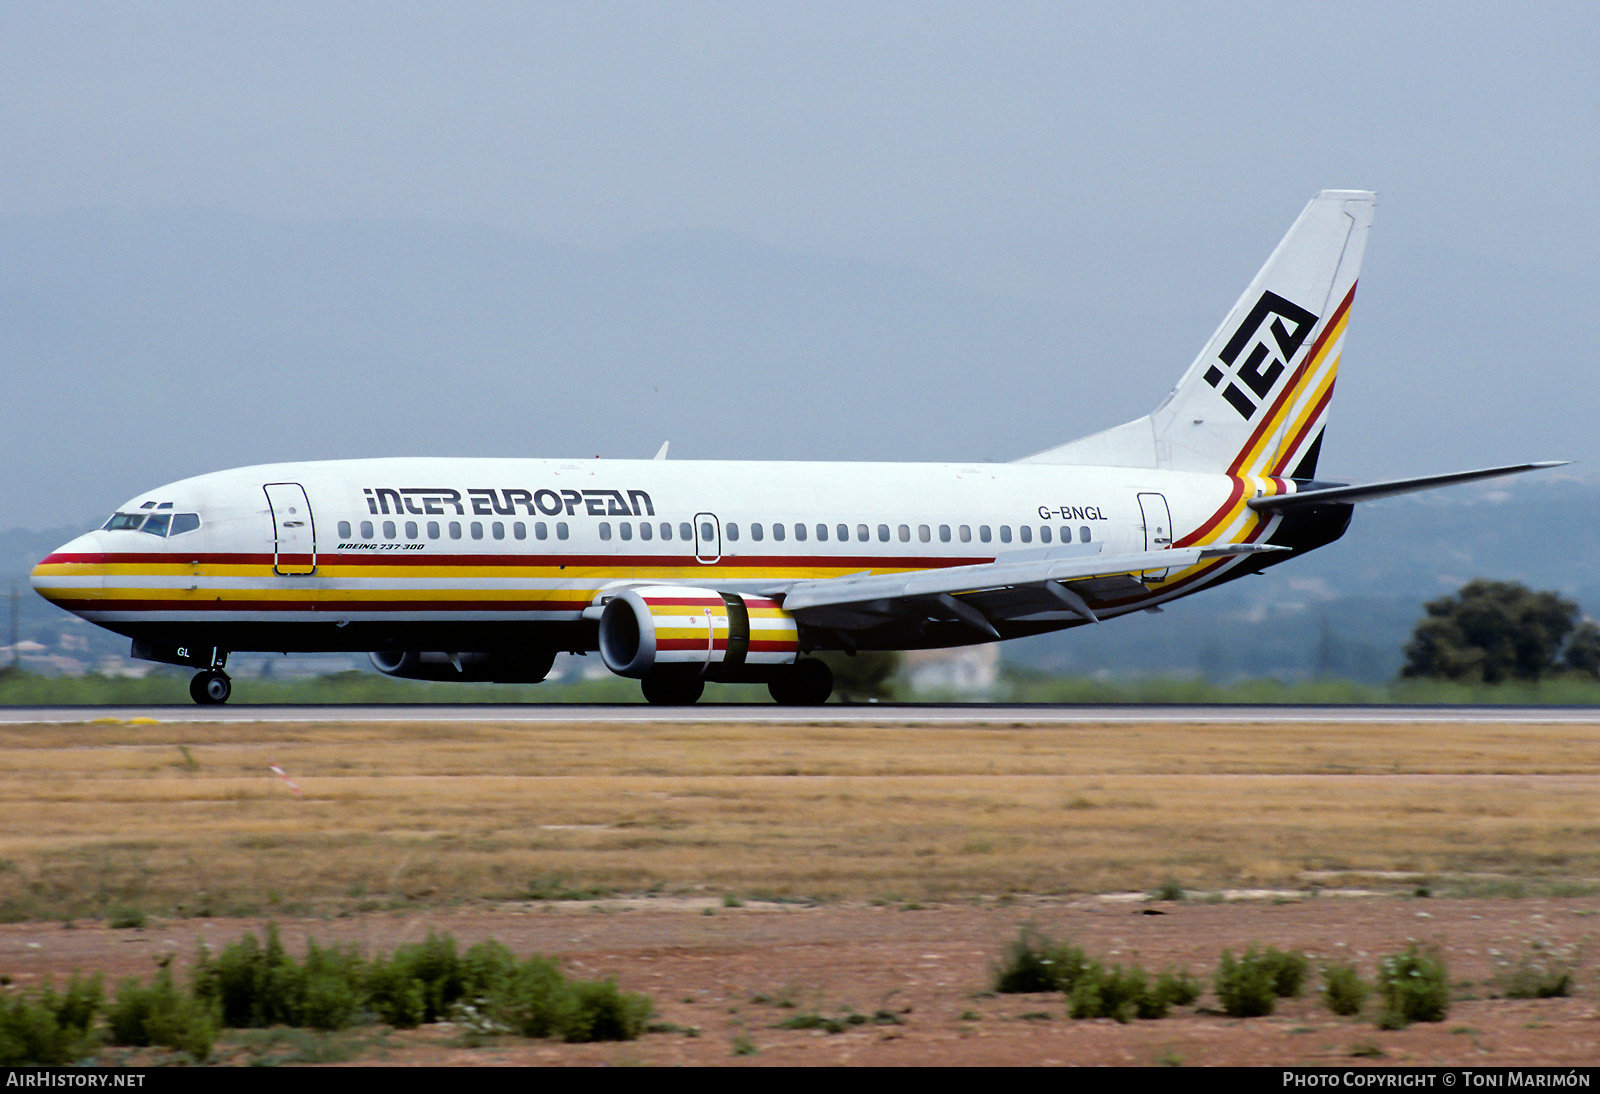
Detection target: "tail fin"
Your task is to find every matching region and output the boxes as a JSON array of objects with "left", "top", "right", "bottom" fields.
[{"left": 1019, "top": 190, "right": 1375, "bottom": 477}]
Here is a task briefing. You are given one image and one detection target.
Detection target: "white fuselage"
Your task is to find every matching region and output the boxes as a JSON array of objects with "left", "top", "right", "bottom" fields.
[{"left": 31, "top": 455, "right": 1282, "bottom": 654}]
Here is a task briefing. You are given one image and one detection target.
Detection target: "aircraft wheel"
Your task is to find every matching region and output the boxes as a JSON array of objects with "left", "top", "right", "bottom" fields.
[
  {"left": 768, "top": 658, "right": 833, "bottom": 706},
  {"left": 190, "top": 670, "right": 232, "bottom": 705},
  {"left": 641, "top": 674, "right": 704, "bottom": 706}
]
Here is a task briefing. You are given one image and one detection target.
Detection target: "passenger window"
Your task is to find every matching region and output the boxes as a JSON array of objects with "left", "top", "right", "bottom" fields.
[
  {"left": 514, "top": 522, "right": 526, "bottom": 540},
  {"left": 752, "top": 523, "right": 764, "bottom": 541},
  {"left": 816, "top": 524, "right": 829, "bottom": 542},
  {"left": 1080, "top": 526, "right": 1091, "bottom": 542},
  {"left": 170, "top": 513, "right": 200, "bottom": 536},
  {"left": 725, "top": 523, "right": 738, "bottom": 541},
  {"left": 1020, "top": 526, "right": 1032, "bottom": 543},
  {"left": 470, "top": 522, "right": 483, "bottom": 540},
  {"left": 428, "top": 521, "right": 440, "bottom": 539},
  {"left": 979, "top": 525, "right": 992, "bottom": 543},
  {"left": 535, "top": 522, "right": 548, "bottom": 540},
  {"left": 897, "top": 525, "right": 909, "bottom": 542},
  {"left": 361, "top": 521, "right": 374, "bottom": 540},
  {"left": 959, "top": 525, "right": 971, "bottom": 543},
  {"left": 449, "top": 522, "right": 462, "bottom": 539},
  {"left": 939, "top": 525, "right": 951, "bottom": 543},
  {"left": 999, "top": 525, "right": 1011, "bottom": 543},
  {"left": 660, "top": 523, "right": 672, "bottom": 540},
  {"left": 1040, "top": 526, "right": 1052, "bottom": 544},
  {"left": 492, "top": 522, "right": 505, "bottom": 540},
  {"left": 639, "top": 522, "right": 652, "bottom": 541},
  {"left": 338, "top": 520, "right": 352, "bottom": 539},
  {"left": 680, "top": 522, "right": 693, "bottom": 540},
  {"left": 877, "top": 524, "right": 889, "bottom": 542},
  {"left": 701, "top": 521, "right": 714, "bottom": 542},
  {"left": 382, "top": 521, "right": 396, "bottom": 539},
  {"left": 772, "top": 523, "right": 785, "bottom": 542},
  {"left": 557, "top": 522, "right": 569, "bottom": 540},
  {"left": 1061, "top": 527, "right": 1072, "bottom": 543},
  {"left": 919, "top": 524, "right": 930, "bottom": 543},
  {"left": 406, "top": 521, "right": 419, "bottom": 539},
  {"left": 599, "top": 522, "right": 612, "bottom": 541},
  {"left": 794, "top": 523, "right": 806, "bottom": 541},
  {"left": 838, "top": 524, "right": 849, "bottom": 542},
  {"left": 619, "top": 522, "right": 632, "bottom": 541}
]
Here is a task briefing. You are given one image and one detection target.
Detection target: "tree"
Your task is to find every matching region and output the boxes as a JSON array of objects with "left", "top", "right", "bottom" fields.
[
  {"left": 1401, "top": 580, "right": 1579, "bottom": 684},
  {"left": 1563, "top": 621, "right": 1600, "bottom": 678},
  {"left": 815, "top": 650, "right": 901, "bottom": 701}
]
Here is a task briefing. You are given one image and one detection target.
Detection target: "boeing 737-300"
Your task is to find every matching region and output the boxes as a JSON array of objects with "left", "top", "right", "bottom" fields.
[{"left": 30, "top": 191, "right": 1561, "bottom": 704}]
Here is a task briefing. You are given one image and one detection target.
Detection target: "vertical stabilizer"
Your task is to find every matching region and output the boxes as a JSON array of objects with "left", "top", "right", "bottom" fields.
[{"left": 1019, "top": 191, "right": 1375, "bottom": 476}]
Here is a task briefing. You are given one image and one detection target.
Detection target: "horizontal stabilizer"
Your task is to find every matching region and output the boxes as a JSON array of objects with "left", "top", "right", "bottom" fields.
[{"left": 1248, "top": 461, "right": 1567, "bottom": 512}]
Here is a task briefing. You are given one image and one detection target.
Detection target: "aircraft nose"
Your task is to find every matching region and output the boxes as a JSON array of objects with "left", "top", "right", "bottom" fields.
[{"left": 30, "top": 531, "right": 106, "bottom": 613}]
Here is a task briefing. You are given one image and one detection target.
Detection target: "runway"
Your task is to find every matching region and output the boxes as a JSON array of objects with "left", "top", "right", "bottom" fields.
[{"left": 3, "top": 703, "right": 1599, "bottom": 725}]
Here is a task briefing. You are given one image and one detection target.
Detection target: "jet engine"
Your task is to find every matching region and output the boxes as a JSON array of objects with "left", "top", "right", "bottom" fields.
[
  {"left": 369, "top": 648, "right": 556, "bottom": 683},
  {"left": 597, "top": 585, "right": 799, "bottom": 679}
]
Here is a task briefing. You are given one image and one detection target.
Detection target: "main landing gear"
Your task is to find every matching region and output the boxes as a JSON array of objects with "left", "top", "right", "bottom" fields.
[
  {"left": 638, "top": 660, "right": 835, "bottom": 706},
  {"left": 189, "top": 669, "right": 232, "bottom": 705},
  {"left": 767, "top": 658, "right": 833, "bottom": 706}
]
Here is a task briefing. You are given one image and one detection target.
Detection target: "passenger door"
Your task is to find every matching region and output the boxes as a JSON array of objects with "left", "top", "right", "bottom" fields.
[{"left": 264, "top": 482, "right": 317, "bottom": 575}]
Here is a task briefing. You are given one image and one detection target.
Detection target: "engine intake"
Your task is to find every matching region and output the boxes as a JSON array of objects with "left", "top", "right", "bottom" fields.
[{"left": 597, "top": 586, "right": 799, "bottom": 679}]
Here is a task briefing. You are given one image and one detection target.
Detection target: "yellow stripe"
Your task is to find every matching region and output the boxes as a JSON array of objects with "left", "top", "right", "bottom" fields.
[{"left": 1232, "top": 307, "right": 1348, "bottom": 475}]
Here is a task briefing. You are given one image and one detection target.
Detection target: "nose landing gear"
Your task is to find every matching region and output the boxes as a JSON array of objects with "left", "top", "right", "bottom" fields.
[{"left": 189, "top": 669, "right": 232, "bottom": 705}]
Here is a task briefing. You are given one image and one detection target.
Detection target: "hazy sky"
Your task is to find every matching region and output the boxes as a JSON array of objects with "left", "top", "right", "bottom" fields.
[{"left": 3, "top": 2, "right": 1597, "bottom": 526}]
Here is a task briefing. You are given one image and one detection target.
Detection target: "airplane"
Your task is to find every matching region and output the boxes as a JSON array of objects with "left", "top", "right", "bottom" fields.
[{"left": 30, "top": 190, "right": 1561, "bottom": 705}]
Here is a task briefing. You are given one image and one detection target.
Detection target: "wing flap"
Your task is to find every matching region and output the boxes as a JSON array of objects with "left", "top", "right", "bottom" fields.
[{"left": 768, "top": 543, "right": 1284, "bottom": 629}]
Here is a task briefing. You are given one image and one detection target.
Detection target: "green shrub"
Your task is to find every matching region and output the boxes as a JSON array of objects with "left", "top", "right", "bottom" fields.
[
  {"left": 106, "top": 967, "right": 215, "bottom": 1059},
  {"left": 0, "top": 975, "right": 103, "bottom": 1066},
  {"left": 1261, "top": 947, "right": 1310, "bottom": 998},
  {"left": 1376, "top": 946, "right": 1449, "bottom": 1028},
  {"left": 1497, "top": 942, "right": 1575, "bottom": 999},
  {"left": 1154, "top": 968, "right": 1203, "bottom": 1008},
  {"left": 993, "top": 928, "right": 1090, "bottom": 994},
  {"left": 1322, "top": 962, "right": 1370, "bottom": 1017},
  {"left": 1215, "top": 949, "right": 1278, "bottom": 1018}
]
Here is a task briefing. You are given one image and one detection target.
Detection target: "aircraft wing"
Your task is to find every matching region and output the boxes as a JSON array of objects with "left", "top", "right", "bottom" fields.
[{"left": 763, "top": 543, "right": 1284, "bottom": 637}]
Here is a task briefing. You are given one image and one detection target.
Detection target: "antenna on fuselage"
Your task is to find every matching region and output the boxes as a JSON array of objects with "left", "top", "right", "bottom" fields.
[{"left": 653, "top": 441, "right": 670, "bottom": 460}]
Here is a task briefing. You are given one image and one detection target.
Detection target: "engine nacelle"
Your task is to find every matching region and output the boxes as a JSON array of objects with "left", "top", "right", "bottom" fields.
[
  {"left": 597, "top": 586, "right": 799, "bottom": 679},
  {"left": 368, "top": 648, "right": 556, "bottom": 683}
]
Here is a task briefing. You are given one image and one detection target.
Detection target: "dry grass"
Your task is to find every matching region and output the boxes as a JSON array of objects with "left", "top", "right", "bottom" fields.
[{"left": 1, "top": 717, "right": 1598, "bottom": 920}]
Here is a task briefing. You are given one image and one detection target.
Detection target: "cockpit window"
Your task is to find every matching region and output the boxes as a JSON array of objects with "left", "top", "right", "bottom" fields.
[{"left": 102, "top": 511, "right": 202, "bottom": 536}]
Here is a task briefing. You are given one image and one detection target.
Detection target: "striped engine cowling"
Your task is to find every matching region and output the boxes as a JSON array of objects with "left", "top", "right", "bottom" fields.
[{"left": 597, "top": 586, "right": 800, "bottom": 679}]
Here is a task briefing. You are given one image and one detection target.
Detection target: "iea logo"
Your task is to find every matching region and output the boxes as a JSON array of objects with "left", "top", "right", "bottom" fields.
[{"left": 1204, "top": 290, "right": 1318, "bottom": 420}]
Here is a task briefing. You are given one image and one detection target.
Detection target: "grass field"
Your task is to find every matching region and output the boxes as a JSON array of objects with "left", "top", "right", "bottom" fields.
[{"left": 1, "top": 715, "right": 1597, "bottom": 923}]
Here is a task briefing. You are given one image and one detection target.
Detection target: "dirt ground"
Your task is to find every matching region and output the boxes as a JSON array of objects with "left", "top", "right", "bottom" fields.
[{"left": 8, "top": 892, "right": 1599, "bottom": 1067}]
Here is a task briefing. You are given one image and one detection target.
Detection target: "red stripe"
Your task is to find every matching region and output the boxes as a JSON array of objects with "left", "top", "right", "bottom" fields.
[
  {"left": 1227, "top": 283, "right": 1357, "bottom": 476},
  {"left": 40, "top": 550, "right": 991, "bottom": 571},
  {"left": 50, "top": 598, "right": 595, "bottom": 614},
  {"left": 1173, "top": 475, "right": 1245, "bottom": 548},
  {"left": 1268, "top": 379, "right": 1336, "bottom": 477}
]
